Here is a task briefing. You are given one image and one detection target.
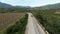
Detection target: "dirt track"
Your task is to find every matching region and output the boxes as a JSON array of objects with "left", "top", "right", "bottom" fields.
[{"left": 25, "top": 13, "right": 46, "bottom": 34}]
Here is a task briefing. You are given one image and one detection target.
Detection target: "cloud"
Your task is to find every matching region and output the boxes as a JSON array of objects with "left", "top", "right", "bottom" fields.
[{"left": 0, "top": 0, "right": 60, "bottom": 7}]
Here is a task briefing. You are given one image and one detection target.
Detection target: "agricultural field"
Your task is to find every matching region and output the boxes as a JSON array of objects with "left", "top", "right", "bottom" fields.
[
  {"left": 5, "top": 14, "right": 28, "bottom": 34},
  {"left": 32, "top": 9, "right": 60, "bottom": 34},
  {"left": 0, "top": 13, "right": 25, "bottom": 33}
]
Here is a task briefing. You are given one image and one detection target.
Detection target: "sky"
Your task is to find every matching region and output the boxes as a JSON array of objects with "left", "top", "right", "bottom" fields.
[{"left": 0, "top": 0, "right": 60, "bottom": 7}]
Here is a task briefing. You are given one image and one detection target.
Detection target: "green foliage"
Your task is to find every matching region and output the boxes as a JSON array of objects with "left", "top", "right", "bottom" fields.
[
  {"left": 0, "top": 7, "right": 28, "bottom": 13},
  {"left": 32, "top": 9, "right": 60, "bottom": 34},
  {"left": 5, "top": 14, "right": 28, "bottom": 34}
]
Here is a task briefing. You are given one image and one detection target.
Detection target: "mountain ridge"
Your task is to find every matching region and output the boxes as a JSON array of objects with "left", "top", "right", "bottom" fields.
[
  {"left": 0, "top": 2, "right": 13, "bottom": 8},
  {"left": 33, "top": 3, "right": 60, "bottom": 10}
]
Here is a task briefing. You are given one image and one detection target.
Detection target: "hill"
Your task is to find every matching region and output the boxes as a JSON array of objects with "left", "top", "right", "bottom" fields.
[
  {"left": 0, "top": 2, "right": 13, "bottom": 8},
  {"left": 33, "top": 3, "right": 60, "bottom": 10},
  {"left": 15, "top": 6, "right": 30, "bottom": 8}
]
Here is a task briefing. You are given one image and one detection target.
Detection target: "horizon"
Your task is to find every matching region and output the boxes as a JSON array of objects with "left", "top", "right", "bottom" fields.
[{"left": 0, "top": 0, "right": 60, "bottom": 7}]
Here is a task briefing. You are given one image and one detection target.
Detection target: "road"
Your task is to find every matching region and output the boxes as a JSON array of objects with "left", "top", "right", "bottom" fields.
[{"left": 25, "top": 13, "right": 46, "bottom": 34}]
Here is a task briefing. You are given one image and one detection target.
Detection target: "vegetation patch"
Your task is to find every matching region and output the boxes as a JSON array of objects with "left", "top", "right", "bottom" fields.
[
  {"left": 32, "top": 9, "right": 60, "bottom": 34},
  {"left": 0, "top": 7, "right": 28, "bottom": 13},
  {"left": 5, "top": 14, "right": 28, "bottom": 34}
]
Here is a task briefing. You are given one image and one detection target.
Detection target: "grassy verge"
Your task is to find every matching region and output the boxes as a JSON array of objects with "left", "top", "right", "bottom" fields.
[
  {"left": 32, "top": 10, "right": 60, "bottom": 34},
  {"left": 4, "top": 14, "right": 28, "bottom": 34}
]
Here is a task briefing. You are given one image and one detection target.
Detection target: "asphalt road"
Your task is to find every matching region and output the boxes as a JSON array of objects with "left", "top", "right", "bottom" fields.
[{"left": 25, "top": 13, "right": 46, "bottom": 34}]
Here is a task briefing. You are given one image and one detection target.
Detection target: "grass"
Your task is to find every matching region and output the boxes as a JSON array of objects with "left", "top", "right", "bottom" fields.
[
  {"left": 0, "top": 13, "right": 25, "bottom": 34},
  {"left": 5, "top": 14, "right": 28, "bottom": 34},
  {"left": 32, "top": 9, "right": 60, "bottom": 34}
]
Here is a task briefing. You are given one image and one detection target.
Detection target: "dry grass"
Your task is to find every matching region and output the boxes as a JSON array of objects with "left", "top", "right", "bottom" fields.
[{"left": 0, "top": 13, "right": 25, "bottom": 32}]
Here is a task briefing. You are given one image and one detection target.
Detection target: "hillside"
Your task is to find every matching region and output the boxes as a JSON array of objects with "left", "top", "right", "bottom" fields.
[
  {"left": 0, "top": 2, "right": 29, "bottom": 13},
  {"left": 0, "top": 2, "right": 13, "bottom": 8},
  {"left": 15, "top": 6, "right": 30, "bottom": 8},
  {"left": 33, "top": 3, "right": 60, "bottom": 10}
]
